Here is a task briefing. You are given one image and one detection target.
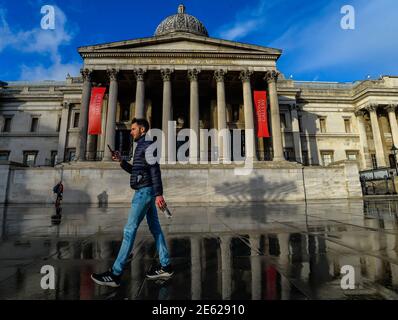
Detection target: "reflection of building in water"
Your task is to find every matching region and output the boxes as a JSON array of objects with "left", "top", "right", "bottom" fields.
[{"left": 2, "top": 203, "right": 398, "bottom": 299}]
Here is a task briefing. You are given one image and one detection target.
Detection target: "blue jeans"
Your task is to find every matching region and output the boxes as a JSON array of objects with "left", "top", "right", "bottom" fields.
[{"left": 112, "top": 186, "right": 170, "bottom": 276}]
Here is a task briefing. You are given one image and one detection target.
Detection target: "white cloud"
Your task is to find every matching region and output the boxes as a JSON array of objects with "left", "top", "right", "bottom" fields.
[
  {"left": 215, "top": 0, "right": 269, "bottom": 41},
  {"left": 270, "top": 0, "right": 398, "bottom": 73},
  {"left": 0, "top": 9, "right": 15, "bottom": 51},
  {"left": 20, "top": 57, "right": 81, "bottom": 81},
  {"left": 0, "top": 5, "right": 80, "bottom": 80},
  {"left": 218, "top": 20, "right": 261, "bottom": 40}
]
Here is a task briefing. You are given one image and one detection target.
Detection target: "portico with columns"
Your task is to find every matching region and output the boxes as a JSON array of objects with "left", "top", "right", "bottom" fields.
[
  {"left": 74, "top": 5, "right": 288, "bottom": 164},
  {"left": 354, "top": 103, "right": 398, "bottom": 169},
  {"left": 5, "top": 4, "right": 398, "bottom": 203}
]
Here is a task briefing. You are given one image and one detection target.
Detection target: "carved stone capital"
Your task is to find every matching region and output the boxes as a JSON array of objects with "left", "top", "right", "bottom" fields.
[
  {"left": 239, "top": 70, "right": 253, "bottom": 82},
  {"left": 107, "top": 68, "right": 119, "bottom": 82},
  {"left": 264, "top": 70, "right": 280, "bottom": 83},
  {"left": 214, "top": 69, "right": 226, "bottom": 82},
  {"left": 386, "top": 104, "right": 398, "bottom": 113},
  {"left": 62, "top": 101, "right": 71, "bottom": 109},
  {"left": 80, "top": 68, "right": 92, "bottom": 82},
  {"left": 354, "top": 109, "right": 366, "bottom": 117},
  {"left": 188, "top": 69, "right": 200, "bottom": 81},
  {"left": 134, "top": 68, "right": 146, "bottom": 81},
  {"left": 366, "top": 104, "right": 379, "bottom": 113},
  {"left": 160, "top": 68, "right": 173, "bottom": 81}
]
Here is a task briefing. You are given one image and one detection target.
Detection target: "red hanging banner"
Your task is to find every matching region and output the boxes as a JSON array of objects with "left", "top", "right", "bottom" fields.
[
  {"left": 88, "top": 87, "right": 106, "bottom": 135},
  {"left": 253, "top": 91, "right": 270, "bottom": 138},
  {"left": 265, "top": 265, "right": 277, "bottom": 300}
]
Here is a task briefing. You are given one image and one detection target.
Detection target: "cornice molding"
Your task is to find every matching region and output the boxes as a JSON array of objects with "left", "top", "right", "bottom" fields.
[{"left": 80, "top": 52, "right": 277, "bottom": 60}]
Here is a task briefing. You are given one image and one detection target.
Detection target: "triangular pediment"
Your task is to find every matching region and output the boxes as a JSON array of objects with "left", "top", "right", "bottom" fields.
[{"left": 78, "top": 32, "right": 281, "bottom": 57}]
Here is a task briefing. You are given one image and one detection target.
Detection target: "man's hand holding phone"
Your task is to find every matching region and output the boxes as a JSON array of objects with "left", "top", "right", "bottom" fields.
[
  {"left": 108, "top": 144, "right": 121, "bottom": 162},
  {"left": 156, "top": 196, "right": 172, "bottom": 218}
]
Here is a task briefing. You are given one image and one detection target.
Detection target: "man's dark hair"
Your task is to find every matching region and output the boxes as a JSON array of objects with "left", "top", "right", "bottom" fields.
[{"left": 132, "top": 118, "right": 149, "bottom": 132}]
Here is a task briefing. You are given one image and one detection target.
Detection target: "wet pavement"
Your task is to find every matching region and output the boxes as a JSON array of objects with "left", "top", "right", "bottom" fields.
[{"left": 1, "top": 199, "right": 398, "bottom": 300}]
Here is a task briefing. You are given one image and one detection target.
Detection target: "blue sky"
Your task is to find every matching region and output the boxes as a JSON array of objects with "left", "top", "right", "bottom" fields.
[{"left": 0, "top": 0, "right": 397, "bottom": 82}]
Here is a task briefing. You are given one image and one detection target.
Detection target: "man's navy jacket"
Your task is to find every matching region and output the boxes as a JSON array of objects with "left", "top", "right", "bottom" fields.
[{"left": 120, "top": 134, "right": 163, "bottom": 197}]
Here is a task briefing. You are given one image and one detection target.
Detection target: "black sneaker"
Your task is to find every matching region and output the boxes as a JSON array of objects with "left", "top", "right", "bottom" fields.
[
  {"left": 91, "top": 270, "right": 121, "bottom": 287},
  {"left": 146, "top": 264, "right": 174, "bottom": 280}
]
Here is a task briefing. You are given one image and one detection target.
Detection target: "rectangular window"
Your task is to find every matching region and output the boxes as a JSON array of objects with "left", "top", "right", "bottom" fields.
[
  {"left": 66, "top": 148, "right": 76, "bottom": 162},
  {"left": 30, "top": 117, "right": 39, "bottom": 132},
  {"left": 3, "top": 117, "right": 12, "bottom": 132},
  {"left": 51, "top": 151, "right": 57, "bottom": 167},
  {"left": 0, "top": 151, "right": 10, "bottom": 161},
  {"left": 344, "top": 118, "right": 351, "bottom": 133},
  {"left": 232, "top": 104, "right": 240, "bottom": 122},
  {"left": 73, "top": 112, "right": 80, "bottom": 128},
  {"left": 283, "top": 148, "right": 294, "bottom": 161},
  {"left": 23, "top": 151, "right": 38, "bottom": 167},
  {"left": 280, "top": 113, "right": 286, "bottom": 129},
  {"left": 120, "top": 103, "right": 130, "bottom": 122},
  {"left": 321, "top": 151, "right": 334, "bottom": 166},
  {"left": 319, "top": 117, "right": 327, "bottom": 133},
  {"left": 346, "top": 151, "right": 358, "bottom": 161},
  {"left": 371, "top": 154, "right": 377, "bottom": 169}
]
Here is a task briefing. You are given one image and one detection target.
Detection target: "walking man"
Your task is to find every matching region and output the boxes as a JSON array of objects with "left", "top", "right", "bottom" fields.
[{"left": 91, "top": 118, "right": 173, "bottom": 287}]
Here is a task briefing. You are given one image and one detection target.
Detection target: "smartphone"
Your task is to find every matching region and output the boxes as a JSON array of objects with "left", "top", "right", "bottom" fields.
[
  {"left": 107, "top": 144, "right": 115, "bottom": 154},
  {"left": 162, "top": 205, "right": 172, "bottom": 219},
  {"left": 108, "top": 144, "right": 119, "bottom": 158}
]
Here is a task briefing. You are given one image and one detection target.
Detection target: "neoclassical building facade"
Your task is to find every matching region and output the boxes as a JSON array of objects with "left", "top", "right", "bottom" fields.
[{"left": 1, "top": 5, "right": 398, "bottom": 171}]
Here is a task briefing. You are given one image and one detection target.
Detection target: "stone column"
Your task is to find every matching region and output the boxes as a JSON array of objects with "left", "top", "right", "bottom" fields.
[
  {"left": 276, "top": 233, "right": 291, "bottom": 299},
  {"left": 99, "top": 96, "right": 108, "bottom": 157},
  {"left": 103, "top": 69, "right": 119, "bottom": 161},
  {"left": 220, "top": 235, "right": 232, "bottom": 300},
  {"left": 355, "top": 109, "right": 371, "bottom": 169},
  {"left": 57, "top": 102, "right": 71, "bottom": 164},
  {"left": 240, "top": 70, "right": 257, "bottom": 161},
  {"left": 188, "top": 69, "right": 200, "bottom": 163},
  {"left": 265, "top": 70, "right": 284, "bottom": 161},
  {"left": 190, "top": 236, "right": 202, "bottom": 300},
  {"left": 75, "top": 68, "right": 92, "bottom": 161},
  {"left": 367, "top": 104, "right": 386, "bottom": 167},
  {"left": 290, "top": 104, "right": 303, "bottom": 163},
  {"left": 214, "top": 70, "right": 230, "bottom": 162},
  {"left": 386, "top": 104, "right": 398, "bottom": 148},
  {"left": 134, "top": 68, "right": 146, "bottom": 119},
  {"left": 161, "top": 69, "right": 173, "bottom": 162},
  {"left": 249, "top": 235, "right": 261, "bottom": 300}
]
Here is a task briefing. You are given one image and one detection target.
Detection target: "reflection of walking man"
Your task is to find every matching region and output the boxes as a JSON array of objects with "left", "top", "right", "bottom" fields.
[{"left": 91, "top": 118, "right": 173, "bottom": 288}]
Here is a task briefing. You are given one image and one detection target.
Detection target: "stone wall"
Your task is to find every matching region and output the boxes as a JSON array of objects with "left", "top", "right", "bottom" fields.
[{"left": 0, "top": 161, "right": 362, "bottom": 204}]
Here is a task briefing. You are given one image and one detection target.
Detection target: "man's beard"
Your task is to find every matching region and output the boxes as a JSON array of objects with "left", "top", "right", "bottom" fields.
[{"left": 133, "top": 133, "right": 144, "bottom": 142}]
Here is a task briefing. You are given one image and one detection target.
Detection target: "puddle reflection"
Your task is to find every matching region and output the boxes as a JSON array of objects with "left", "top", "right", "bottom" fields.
[{"left": 0, "top": 199, "right": 398, "bottom": 300}]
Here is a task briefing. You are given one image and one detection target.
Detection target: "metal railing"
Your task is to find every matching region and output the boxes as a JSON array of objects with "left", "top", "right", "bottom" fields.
[
  {"left": 359, "top": 167, "right": 396, "bottom": 195},
  {"left": 359, "top": 167, "right": 392, "bottom": 181}
]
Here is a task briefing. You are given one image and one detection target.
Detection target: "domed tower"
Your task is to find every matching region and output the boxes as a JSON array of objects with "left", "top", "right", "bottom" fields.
[{"left": 154, "top": 4, "right": 209, "bottom": 37}]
